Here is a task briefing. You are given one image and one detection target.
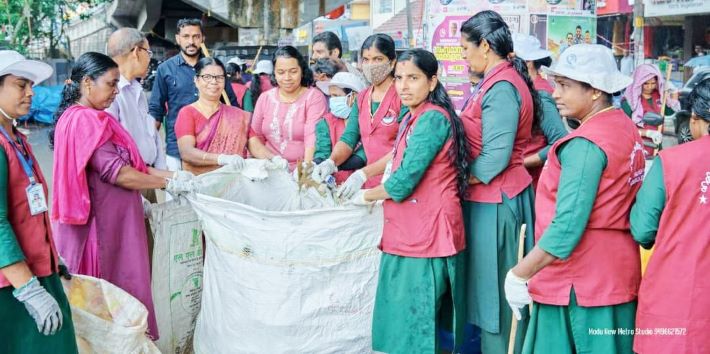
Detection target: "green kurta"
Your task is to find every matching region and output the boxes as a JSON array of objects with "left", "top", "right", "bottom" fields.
[
  {"left": 629, "top": 156, "right": 665, "bottom": 249},
  {"left": 464, "top": 81, "right": 535, "bottom": 354},
  {"left": 0, "top": 150, "right": 78, "bottom": 354},
  {"left": 242, "top": 90, "right": 254, "bottom": 113},
  {"left": 524, "top": 138, "right": 636, "bottom": 354},
  {"left": 372, "top": 110, "right": 464, "bottom": 352},
  {"left": 536, "top": 91, "right": 568, "bottom": 161},
  {"left": 313, "top": 119, "right": 367, "bottom": 163}
]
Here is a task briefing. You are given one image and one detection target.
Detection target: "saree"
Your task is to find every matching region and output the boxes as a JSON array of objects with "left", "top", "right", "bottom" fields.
[{"left": 183, "top": 104, "right": 252, "bottom": 175}]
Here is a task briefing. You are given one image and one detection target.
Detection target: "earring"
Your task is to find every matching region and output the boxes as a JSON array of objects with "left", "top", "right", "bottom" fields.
[{"left": 592, "top": 94, "right": 600, "bottom": 100}]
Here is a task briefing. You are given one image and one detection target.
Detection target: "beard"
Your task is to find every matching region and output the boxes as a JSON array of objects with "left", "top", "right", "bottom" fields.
[{"left": 181, "top": 45, "right": 200, "bottom": 57}]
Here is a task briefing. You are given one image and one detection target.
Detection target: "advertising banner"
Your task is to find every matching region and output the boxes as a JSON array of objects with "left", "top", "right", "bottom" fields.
[{"left": 547, "top": 15, "right": 597, "bottom": 59}]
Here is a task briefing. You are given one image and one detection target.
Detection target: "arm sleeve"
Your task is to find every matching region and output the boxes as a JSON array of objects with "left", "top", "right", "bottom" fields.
[
  {"left": 384, "top": 111, "right": 451, "bottom": 202},
  {"left": 148, "top": 66, "right": 168, "bottom": 122},
  {"left": 174, "top": 107, "right": 196, "bottom": 139},
  {"left": 0, "top": 148, "right": 25, "bottom": 268},
  {"left": 537, "top": 92, "right": 568, "bottom": 161},
  {"left": 250, "top": 94, "right": 267, "bottom": 141},
  {"left": 242, "top": 90, "right": 254, "bottom": 113},
  {"left": 630, "top": 157, "right": 666, "bottom": 249},
  {"left": 339, "top": 97, "right": 362, "bottom": 149},
  {"left": 313, "top": 119, "right": 332, "bottom": 161},
  {"left": 537, "top": 138, "right": 608, "bottom": 260},
  {"left": 89, "top": 142, "right": 130, "bottom": 185},
  {"left": 620, "top": 99, "right": 633, "bottom": 118},
  {"left": 471, "top": 81, "right": 520, "bottom": 184},
  {"left": 224, "top": 81, "right": 239, "bottom": 108},
  {"left": 304, "top": 90, "right": 328, "bottom": 149}
]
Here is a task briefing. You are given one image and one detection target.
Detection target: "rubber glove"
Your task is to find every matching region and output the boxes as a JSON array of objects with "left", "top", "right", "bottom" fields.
[
  {"left": 644, "top": 130, "right": 663, "bottom": 145},
  {"left": 348, "top": 189, "right": 375, "bottom": 206},
  {"left": 217, "top": 154, "right": 245, "bottom": 169},
  {"left": 57, "top": 256, "right": 71, "bottom": 280},
  {"left": 172, "top": 170, "right": 194, "bottom": 181},
  {"left": 267, "top": 156, "right": 288, "bottom": 170},
  {"left": 337, "top": 169, "right": 367, "bottom": 199},
  {"left": 141, "top": 195, "right": 152, "bottom": 219},
  {"left": 166, "top": 178, "right": 197, "bottom": 196},
  {"left": 504, "top": 269, "right": 532, "bottom": 321},
  {"left": 13, "top": 276, "right": 63, "bottom": 335},
  {"left": 311, "top": 159, "right": 337, "bottom": 183}
]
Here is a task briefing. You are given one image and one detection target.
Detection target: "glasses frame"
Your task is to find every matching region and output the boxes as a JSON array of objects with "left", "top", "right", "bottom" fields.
[
  {"left": 198, "top": 74, "right": 226, "bottom": 83},
  {"left": 134, "top": 46, "right": 153, "bottom": 58}
]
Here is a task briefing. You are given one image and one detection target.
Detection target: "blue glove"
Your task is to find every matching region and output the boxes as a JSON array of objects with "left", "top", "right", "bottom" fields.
[{"left": 13, "top": 276, "right": 63, "bottom": 335}]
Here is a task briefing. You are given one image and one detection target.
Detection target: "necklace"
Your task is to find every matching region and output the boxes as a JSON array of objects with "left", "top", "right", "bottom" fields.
[
  {"left": 196, "top": 100, "right": 220, "bottom": 118},
  {"left": 580, "top": 105, "right": 615, "bottom": 126}
]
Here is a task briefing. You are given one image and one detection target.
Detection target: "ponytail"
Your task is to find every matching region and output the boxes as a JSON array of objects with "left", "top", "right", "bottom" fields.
[
  {"left": 509, "top": 55, "right": 542, "bottom": 133},
  {"left": 428, "top": 82, "right": 470, "bottom": 199},
  {"left": 249, "top": 74, "right": 264, "bottom": 103}
]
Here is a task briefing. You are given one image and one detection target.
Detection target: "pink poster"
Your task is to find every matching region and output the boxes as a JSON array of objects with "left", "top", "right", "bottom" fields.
[{"left": 430, "top": 15, "right": 472, "bottom": 112}]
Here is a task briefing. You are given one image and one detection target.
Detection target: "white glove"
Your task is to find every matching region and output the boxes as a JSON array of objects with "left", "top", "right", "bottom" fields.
[
  {"left": 349, "top": 190, "right": 375, "bottom": 205},
  {"left": 311, "top": 159, "right": 337, "bottom": 183},
  {"left": 291, "top": 161, "right": 312, "bottom": 181},
  {"left": 267, "top": 156, "right": 288, "bottom": 170},
  {"left": 504, "top": 270, "right": 532, "bottom": 321},
  {"left": 13, "top": 276, "right": 63, "bottom": 336},
  {"left": 141, "top": 196, "right": 152, "bottom": 219},
  {"left": 644, "top": 130, "right": 663, "bottom": 145},
  {"left": 165, "top": 178, "right": 198, "bottom": 196},
  {"left": 337, "top": 169, "right": 367, "bottom": 199},
  {"left": 217, "top": 154, "right": 245, "bottom": 169},
  {"left": 172, "top": 170, "right": 194, "bottom": 181}
]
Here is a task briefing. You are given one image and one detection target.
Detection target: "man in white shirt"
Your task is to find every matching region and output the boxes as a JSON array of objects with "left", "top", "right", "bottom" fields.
[{"left": 106, "top": 28, "right": 166, "bottom": 170}]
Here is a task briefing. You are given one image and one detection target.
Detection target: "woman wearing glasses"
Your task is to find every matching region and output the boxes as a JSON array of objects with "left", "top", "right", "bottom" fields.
[{"left": 175, "top": 57, "right": 283, "bottom": 175}]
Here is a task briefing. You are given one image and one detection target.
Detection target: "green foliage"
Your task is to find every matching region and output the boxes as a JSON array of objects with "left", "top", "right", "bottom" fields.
[{"left": 0, "top": 0, "right": 109, "bottom": 55}]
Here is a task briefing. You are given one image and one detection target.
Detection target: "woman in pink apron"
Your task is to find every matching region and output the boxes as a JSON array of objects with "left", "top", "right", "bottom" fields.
[
  {"left": 311, "top": 34, "right": 407, "bottom": 198},
  {"left": 350, "top": 48, "right": 470, "bottom": 353},
  {"left": 630, "top": 78, "right": 710, "bottom": 354},
  {"left": 505, "top": 44, "right": 644, "bottom": 354}
]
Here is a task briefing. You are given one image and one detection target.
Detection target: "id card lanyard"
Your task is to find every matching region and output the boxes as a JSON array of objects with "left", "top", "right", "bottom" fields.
[{"left": 0, "top": 125, "right": 36, "bottom": 184}]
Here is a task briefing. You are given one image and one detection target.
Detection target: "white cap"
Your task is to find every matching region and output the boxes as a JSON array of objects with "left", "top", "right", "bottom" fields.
[
  {"left": 316, "top": 72, "right": 366, "bottom": 95},
  {"left": 513, "top": 33, "right": 552, "bottom": 61},
  {"left": 0, "top": 50, "right": 53, "bottom": 85},
  {"left": 228, "top": 56, "right": 246, "bottom": 66},
  {"left": 542, "top": 44, "right": 632, "bottom": 94},
  {"left": 252, "top": 60, "right": 273, "bottom": 75}
]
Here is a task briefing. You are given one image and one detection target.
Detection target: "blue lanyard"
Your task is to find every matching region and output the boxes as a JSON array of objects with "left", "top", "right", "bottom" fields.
[{"left": 0, "top": 125, "right": 36, "bottom": 184}]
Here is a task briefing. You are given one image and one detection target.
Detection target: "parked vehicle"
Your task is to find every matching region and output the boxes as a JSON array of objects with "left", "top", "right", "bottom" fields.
[{"left": 674, "top": 66, "right": 710, "bottom": 144}]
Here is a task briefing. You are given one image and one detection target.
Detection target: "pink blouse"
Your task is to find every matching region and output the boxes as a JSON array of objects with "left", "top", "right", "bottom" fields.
[{"left": 250, "top": 87, "right": 327, "bottom": 166}]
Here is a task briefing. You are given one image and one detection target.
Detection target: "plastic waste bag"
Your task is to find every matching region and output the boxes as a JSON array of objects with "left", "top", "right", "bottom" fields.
[
  {"left": 61, "top": 275, "right": 160, "bottom": 354},
  {"left": 186, "top": 161, "right": 383, "bottom": 354}
]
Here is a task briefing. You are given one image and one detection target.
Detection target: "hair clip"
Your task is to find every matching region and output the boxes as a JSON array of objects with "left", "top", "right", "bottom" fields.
[{"left": 64, "top": 79, "right": 73, "bottom": 85}]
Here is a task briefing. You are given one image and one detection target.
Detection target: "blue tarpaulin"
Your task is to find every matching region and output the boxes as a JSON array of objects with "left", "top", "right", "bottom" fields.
[{"left": 19, "top": 85, "right": 63, "bottom": 124}]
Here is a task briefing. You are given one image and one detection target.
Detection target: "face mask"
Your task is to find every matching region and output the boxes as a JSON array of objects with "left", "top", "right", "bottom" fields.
[
  {"left": 329, "top": 95, "right": 352, "bottom": 119},
  {"left": 362, "top": 62, "right": 392, "bottom": 86}
]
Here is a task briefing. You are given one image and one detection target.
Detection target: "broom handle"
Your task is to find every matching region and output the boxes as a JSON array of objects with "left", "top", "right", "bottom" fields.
[
  {"left": 507, "top": 224, "right": 527, "bottom": 354},
  {"left": 200, "top": 43, "right": 232, "bottom": 106}
]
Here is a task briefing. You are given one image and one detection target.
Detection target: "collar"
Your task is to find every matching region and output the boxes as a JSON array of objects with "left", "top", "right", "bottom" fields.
[{"left": 118, "top": 75, "right": 141, "bottom": 92}]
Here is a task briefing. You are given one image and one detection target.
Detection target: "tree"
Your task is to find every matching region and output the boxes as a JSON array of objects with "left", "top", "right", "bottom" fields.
[{"left": 0, "top": 0, "right": 108, "bottom": 57}]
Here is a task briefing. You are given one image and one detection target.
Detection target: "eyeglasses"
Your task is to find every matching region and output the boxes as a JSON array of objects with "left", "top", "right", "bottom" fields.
[
  {"left": 135, "top": 46, "right": 153, "bottom": 58},
  {"left": 198, "top": 74, "right": 226, "bottom": 83}
]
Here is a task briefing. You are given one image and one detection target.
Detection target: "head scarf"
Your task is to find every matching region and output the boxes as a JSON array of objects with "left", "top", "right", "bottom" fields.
[{"left": 623, "top": 64, "right": 674, "bottom": 125}]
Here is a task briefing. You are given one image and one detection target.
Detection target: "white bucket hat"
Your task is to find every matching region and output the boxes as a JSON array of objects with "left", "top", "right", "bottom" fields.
[
  {"left": 316, "top": 72, "right": 366, "bottom": 95},
  {"left": 542, "top": 44, "right": 632, "bottom": 94},
  {"left": 228, "top": 56, "right": 246, "bottom": 66},
  {"left": 0, "top": 50, "right": 53, "bottom": 85},
  {"left": 513, "top": 33, "right": 552, "bottom": 61},
  {"left": 252, "top": 60, "right": 273, "bottom": 75}
]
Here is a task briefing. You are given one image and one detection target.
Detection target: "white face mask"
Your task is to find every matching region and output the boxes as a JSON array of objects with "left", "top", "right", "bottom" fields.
[{"left": 329, "top": 94, "right": 352, "bottom": 119}]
